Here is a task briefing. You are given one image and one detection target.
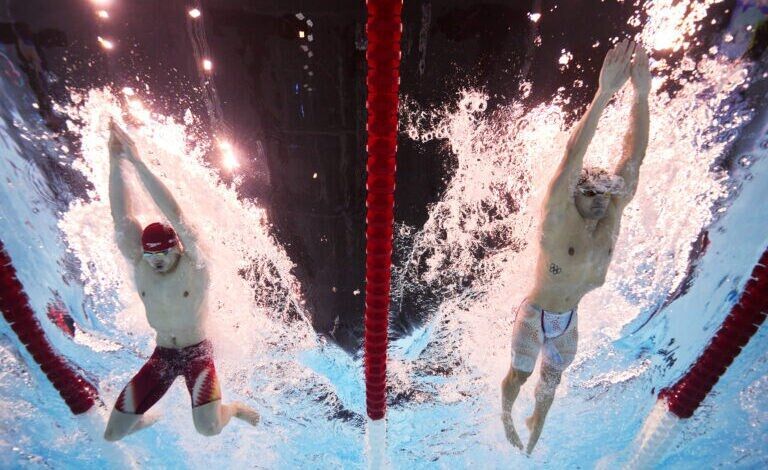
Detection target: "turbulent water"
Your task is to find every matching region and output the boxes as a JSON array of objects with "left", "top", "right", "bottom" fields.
[{"left": 1, "top": 0, "right": 767, "bottom": 468}]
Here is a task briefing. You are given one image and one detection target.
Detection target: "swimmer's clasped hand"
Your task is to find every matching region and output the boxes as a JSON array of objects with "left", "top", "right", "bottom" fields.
[
  {"left": 598, "top": 39, "right": 636, "bottom": 96},
  {"left": 108, "top": 120, "right": 139, "bottom": 162},
  {"left": 631, "top": 48, "right": 651, "bottom": 97}
]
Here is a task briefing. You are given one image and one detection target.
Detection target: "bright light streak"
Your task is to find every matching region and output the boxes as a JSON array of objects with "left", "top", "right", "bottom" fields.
[
  {"left": 202, "top": 59, "right": 213, "bottom": 71},
  {"left": 299, "top": 30, "right": 305, "bottom": 38},
  {"left": 90, "top": 0, "right": 112, "bottom": 6},
  {"left": 643, "top": 0, "right": 721, "bottom": 52},
  {"left": 528, "top": 12, "right": 541, "bottom": 23},
  {"left": 127, "top": 99, "right": 151, "bottom": 122},
  {"left": 97, "top": 36, "right": 114, "bottom": 50},
  {"left": 97, "top": 10, "right": 109, "bottom": 19},
  {"left": 652, "top": 27, "right": 680, "bottom": 51},
  {"left": 218, "top": 140, "right": 240, "bottom": 170},
  {"left": 189, "top": 8, "right": 201, "bottom": 18}
]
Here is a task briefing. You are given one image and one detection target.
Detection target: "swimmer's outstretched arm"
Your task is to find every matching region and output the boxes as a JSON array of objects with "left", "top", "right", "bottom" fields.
[
  {"left": 108, "top": 122, "right": 142, "bottom": 263},
  {"left": 615, "top": 48, "right": 650, "bottom": 202},
  {"left": 110, "top": 123, "right": 201, "bottom": 260},
  {"left": 548, "top": 40, "right": 635, "bottom": 206}
]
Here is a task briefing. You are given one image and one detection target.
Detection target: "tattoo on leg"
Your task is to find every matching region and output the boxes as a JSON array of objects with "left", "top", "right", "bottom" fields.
[{"left": 549, "top": 263, "right": 562, "bottom": 275}]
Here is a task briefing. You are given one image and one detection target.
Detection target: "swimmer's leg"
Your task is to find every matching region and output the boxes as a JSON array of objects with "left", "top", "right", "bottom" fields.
[
  {"left": 525, "top": 364, "right": 563, "bottom": 454},
  {"left": 192, "top": 400, "right": 260, "bottom": 436},
  {"left": 104, "top": 408, "right": 161, "bottom": 442},
  {"left": 184, "top": 354, "right": 259, "bottom": 436},
  {"left": 502, "top": 302, "right": 541, "bottom": 450},
  {"left": 501, "top": 365, "right": 532, "bottom": 450},
  {"left": 525, "top": 312, "right": 578, "bottom": 453},
  {"left": 104, "top": 350, "right": 174, "bottom": 442}
]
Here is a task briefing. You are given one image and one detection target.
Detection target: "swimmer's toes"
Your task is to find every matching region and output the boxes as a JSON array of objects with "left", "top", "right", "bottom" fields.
[
  {"left": 502, "top": 420, "right": 523, "bottom": 449},
  {"left": 509, "top": 433, "right": 524, "bottom": 450},
  {"left": 240, "top": 410, "right": 260, "bottom": 426}
]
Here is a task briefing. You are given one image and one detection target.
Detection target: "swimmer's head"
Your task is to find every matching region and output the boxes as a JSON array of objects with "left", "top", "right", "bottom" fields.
[
  {"left": 141, "top": 222, "right": 181, "bottom": 273},
  {"left": 574, "top": 167, "right": 625, "bottom": 220}
]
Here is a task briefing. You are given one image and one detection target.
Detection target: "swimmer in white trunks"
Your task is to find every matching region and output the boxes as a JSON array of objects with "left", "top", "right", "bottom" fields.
[{"left": 501, "top": 40, "right": 651, "bottom": 454}]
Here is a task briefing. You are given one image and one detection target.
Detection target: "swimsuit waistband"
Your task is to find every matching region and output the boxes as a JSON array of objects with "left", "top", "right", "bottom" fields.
[
  {"left": 525, "top": 299, "right": 577, "bottom": 316},
  {"left": 155, "top": 339, "right": 211, "bottom": 354}
]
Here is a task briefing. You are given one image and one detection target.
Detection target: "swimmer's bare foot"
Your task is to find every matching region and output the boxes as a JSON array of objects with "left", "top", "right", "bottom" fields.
[
  {"left": 525, "top": 414, "right": 543, "bottom": 455},
  {"left": 233, "top": 402, "right": 260, "bottom": 426},
  {"left": 502, "top": 414, "right": 524, "bottom": 450}
]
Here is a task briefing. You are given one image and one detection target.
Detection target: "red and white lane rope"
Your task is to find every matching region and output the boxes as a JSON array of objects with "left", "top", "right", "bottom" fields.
[
  {"left": 364, "top": 0, "right": 402, "bottom": 423},
  {"left": 629, "top": 247, "right": 768, "bottom": 468},
  {"left": 0, "top": 240, "right": 99, "bottom": 414}
]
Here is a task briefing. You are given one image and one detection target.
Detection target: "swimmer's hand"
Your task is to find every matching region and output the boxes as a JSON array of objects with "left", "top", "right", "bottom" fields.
[
  {"left": 501, "top": 413, "right": 524, "bottom": 450},
  {"left": 631, "top": 48, "right": 651, "bottom": 97},
  {"left": 108, "top": 120, "right": 139, "bottom": 161},
  {"left": 598, "top": 39, "right": 635, "bottom": 96}
]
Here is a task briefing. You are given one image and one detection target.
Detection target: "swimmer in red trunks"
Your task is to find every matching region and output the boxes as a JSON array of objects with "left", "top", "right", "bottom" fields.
[{"left": 103, "top": 122, "right": 259, "bottom": 441}]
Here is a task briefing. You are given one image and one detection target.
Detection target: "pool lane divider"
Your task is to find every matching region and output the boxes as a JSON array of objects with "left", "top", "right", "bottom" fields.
[
  {"left": 0, "top": 240, "right": 99, "bottom": 414},
  {"left": 363, "top": 0, "right": 402, "bottom": 422},
  {"left": 629, "top": 246, "right": 768, "bottom": 468},
  {"left": 659, "top": 247, "right": 768, "bottom": 418}
]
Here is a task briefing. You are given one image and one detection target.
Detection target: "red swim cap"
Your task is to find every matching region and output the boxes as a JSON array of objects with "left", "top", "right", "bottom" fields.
[{"left": 141, "top": 223, "right": 178, "bottom": 252}]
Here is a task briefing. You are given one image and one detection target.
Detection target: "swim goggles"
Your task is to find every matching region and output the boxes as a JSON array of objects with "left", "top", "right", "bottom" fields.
[
  {"left": 142, "top": 248, "right": 173, "bottom": 260},
  {"left": 577, "top": 187, "right": 611, "bottom": 197}
]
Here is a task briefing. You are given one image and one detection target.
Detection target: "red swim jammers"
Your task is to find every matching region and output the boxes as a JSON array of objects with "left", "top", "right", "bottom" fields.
[{"left": 115, "top": 340, "right": 222, "bottom": 414}]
